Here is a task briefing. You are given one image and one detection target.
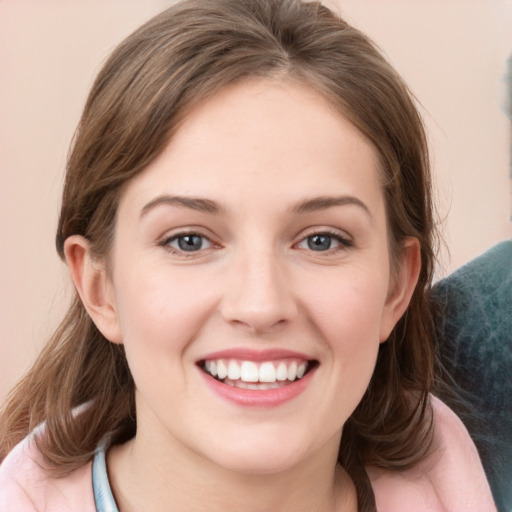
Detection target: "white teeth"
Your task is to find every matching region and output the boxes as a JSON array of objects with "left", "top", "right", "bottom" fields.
[
  {"left": 203, "top": 358, "right": 311, "bottom": 384},
  {"left": 204, "top": 360, "right": 217, "bottom": 377},
  {"left": 259, "top": 362, "right": 276, "bottom": 382},
  {"left": 227, "top": 360, "right": 241, "bottom": 380},
  {"left": 276, "top": 362, "right": 288, "bottom": 381},
  {"left": 216, "top": 360, "right": 228, "bottom": 380},
  {"left": 287, "top": 361, "right": 297, "bottom": 381},
  {"left": 240, "top": 361, "right": 259, "bottom": 382}
]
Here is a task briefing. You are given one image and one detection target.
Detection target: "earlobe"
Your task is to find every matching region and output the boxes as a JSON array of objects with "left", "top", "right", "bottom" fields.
[
  {"left": 64, "top": 235, "right": 123, "bottom": 344},
  {"left": 379, "top": 237, "right": 421, "bottom": 342}
]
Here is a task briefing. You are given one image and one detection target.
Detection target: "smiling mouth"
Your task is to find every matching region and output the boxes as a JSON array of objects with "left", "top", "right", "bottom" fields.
[{"left": 198, "top": 358, "right": 318, "bottom": 390}]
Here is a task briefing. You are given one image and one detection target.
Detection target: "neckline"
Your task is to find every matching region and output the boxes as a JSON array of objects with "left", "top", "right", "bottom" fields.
[
  {"left": 91, "top": 441, "right": 375, "bottom": 512},
  {"left": 92, "top": 441, "right": 119, "bottom": 512}
]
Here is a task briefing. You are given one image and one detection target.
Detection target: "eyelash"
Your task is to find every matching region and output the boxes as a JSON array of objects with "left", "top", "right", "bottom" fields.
[
  {"left": 160, "top": 231, "right": 216, "bottom": 257},
  {"left": 159, "top": 229, "right": 353, "bottom": 258},
  {"left": 294, "top": 229, "right": 353, "bottom": 254}
]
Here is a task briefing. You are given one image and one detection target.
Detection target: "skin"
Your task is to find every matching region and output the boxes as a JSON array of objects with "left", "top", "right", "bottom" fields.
[{"left": 65, "top": 79, "right": 421, "bottom": 511}]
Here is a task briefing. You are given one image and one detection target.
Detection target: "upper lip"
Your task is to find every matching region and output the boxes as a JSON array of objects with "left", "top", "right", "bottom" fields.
[{"left": 197, "top": 348, "right": 315, "bottom": 363}]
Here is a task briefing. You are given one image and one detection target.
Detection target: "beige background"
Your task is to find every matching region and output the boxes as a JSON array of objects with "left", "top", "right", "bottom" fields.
[{"left": 1, "top": 0, "right": 511, "bottom": 401}]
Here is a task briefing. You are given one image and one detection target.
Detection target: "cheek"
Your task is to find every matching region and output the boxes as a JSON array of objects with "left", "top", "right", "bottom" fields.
[
  {"left": 302, "top": 268, "right": 389, "bottom": 345},
  {"left": 301, "top": 267, "right": 389, "bottom": 392},
  {"left": 290, "top": 273, "right": 387, "bottom": 430},
  {"left": 113, "top": 265, "right": 217, "bottom": 351},
  {"left": 111, "top": 269, "right": 212, "bottom": 402}
]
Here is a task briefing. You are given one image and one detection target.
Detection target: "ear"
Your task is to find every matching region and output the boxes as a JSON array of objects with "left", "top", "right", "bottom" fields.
[
  {"left": 379, "top": 237, "right": 421, "bottom": 342},
  {"left": 64, "top": 235, "right": 123, "bottom": 344}
]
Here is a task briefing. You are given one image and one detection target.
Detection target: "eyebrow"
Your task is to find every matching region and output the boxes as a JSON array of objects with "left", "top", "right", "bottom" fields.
[
  {"left": 290, "top": 195, "right": 373, "bottom": 220},
  {"left": 140, "top": 194, "right": 372, "bottom": 220},
  {"left": 140, "top": 195, "right": 226, "bottom": 217}
]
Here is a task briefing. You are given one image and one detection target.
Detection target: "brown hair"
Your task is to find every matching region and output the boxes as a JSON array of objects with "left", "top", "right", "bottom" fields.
[{"left": 0, "top": 1, "right": 437, "bottom": 509}]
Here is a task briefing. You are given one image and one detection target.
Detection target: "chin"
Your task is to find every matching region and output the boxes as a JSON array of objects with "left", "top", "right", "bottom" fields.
[
  {"left": 201, "top": 431, "right": 316, "bottom": 476},
  {"left": 215, "top": 451, "right": 305, "bottom": 476}
]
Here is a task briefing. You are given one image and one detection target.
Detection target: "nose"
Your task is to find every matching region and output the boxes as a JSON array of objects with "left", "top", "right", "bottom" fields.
[{"left": 220, "top": 247, "right": 298, "bottom": 334}]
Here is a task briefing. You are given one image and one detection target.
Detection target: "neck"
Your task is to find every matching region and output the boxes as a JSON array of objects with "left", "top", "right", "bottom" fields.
[{"left": 107, "top": 429, "right": 357, "bottom": 512}]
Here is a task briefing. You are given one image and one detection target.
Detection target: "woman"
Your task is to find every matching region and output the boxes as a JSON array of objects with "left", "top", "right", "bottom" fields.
[{"left": 0, "top": 0, "right": 495, "bottom": 510}]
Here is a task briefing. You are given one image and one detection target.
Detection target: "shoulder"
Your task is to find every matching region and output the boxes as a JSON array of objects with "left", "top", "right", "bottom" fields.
[
  {"left": 0, "top": 432, "right": 95, "bottom": 512},
  {"left": 367, "top": 395, "right": 496, "bottom": 512}
]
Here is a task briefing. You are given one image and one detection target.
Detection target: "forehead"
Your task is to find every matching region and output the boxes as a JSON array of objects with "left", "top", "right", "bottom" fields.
[{"left": 118, "top": 78, "right": 384, "bottom": 218}]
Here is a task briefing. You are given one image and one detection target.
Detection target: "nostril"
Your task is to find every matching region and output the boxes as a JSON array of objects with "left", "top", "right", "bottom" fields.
[{"left": 225, "top": 317, "right": 290, "bottom": 336}]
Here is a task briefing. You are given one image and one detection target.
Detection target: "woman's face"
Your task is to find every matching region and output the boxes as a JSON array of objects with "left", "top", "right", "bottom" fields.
[{"left": 104, "top": 79, "right": 413, "bottom": 475}]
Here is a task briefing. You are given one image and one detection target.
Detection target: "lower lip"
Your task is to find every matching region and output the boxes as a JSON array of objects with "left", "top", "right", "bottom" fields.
[{"left": 199, "top": 367, "right": 316, "bottom": 407}]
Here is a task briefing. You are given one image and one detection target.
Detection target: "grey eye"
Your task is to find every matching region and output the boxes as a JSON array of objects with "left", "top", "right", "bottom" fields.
[
  {"left": 307, "top": 234, "right": 333, "bottom": 251},
  {"left": 168, "top": 234, "right": 212, "bottom": 252},
  {"left": 296, "top": 232, "right": 351, "bottom": 253}
]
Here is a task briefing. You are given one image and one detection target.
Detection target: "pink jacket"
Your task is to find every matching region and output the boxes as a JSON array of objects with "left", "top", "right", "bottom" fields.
[
  {"left": 0, "top": 397, "right": 497, "bottom": 511},
  {"left": 0, "top": 434, "right": 95, "bottom": 511}
]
